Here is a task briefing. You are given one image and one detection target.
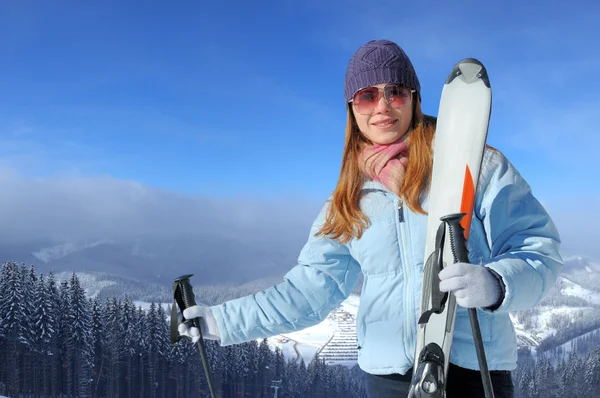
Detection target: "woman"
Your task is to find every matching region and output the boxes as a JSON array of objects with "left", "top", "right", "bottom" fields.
[{"left": 179, "top": 39, "right": 563, "bottom": 398}]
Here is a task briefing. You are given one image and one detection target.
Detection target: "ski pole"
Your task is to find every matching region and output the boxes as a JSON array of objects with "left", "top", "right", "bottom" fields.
[
  {"left": 171, "top": 274, "right": 218, "bottom": 398},
  {"left": 440, "top": 213, "right": 495, "bottom": 398}
]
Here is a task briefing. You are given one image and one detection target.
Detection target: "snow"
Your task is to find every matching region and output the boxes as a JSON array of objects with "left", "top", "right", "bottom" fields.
[
  {"left": 33, "top": 240, "right": 110, "bottom": 263},
  {"left": 510, "top": 313, "right": 543, "bottom": 347},
  {"left": 265, "top": 322, "right": 334, "bottom": 365},
  {"left": 129, "top": 296, "right": 361, "bottom": 367},
  {"left": 511, "top": 304, "right": 596, "bottom": 345},
  {"left": 260, "top": 294, "right": 360, "bottom": 367},
  {"left": 561, "top": 278, "right": 600, "bottom": 304},
  {"left": 54, "top": 271, "right": 117, "bottom": 299}
]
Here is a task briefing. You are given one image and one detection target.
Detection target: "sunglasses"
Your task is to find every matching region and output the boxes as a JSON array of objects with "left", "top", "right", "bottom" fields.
[{"left": 349, "top": 84, "right": 416, "bottom": 115}]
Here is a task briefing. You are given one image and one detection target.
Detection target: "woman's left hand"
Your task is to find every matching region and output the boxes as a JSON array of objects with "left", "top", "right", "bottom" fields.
[{"left": 438, "top": 262, "right": 501, "bottom": 309}]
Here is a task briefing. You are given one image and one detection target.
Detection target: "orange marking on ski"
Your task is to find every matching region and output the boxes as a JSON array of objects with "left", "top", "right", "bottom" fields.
[{"left": 460, "top": 166, "right": 476, "bottom": 240}]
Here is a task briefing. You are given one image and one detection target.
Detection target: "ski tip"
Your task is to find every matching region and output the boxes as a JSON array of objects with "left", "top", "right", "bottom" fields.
[
  {"left": 174, "top": 274, "right": 194, "bottom": 282},
  {"left": 445, "top": 58, "right": 490, "bottom": 88}
]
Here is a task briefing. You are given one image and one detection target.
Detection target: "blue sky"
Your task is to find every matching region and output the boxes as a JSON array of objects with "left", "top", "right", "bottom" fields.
[{"left": 0, "top": 0, "right": 598, "bottom": 258}]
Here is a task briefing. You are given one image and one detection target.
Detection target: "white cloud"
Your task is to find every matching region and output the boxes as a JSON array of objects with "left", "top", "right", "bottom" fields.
[
  {"left": 0, "top": 168, "right": 322, "bottom": 250},
  {"left": 0, "top": 167, "right": 595, "bottom": 266}
]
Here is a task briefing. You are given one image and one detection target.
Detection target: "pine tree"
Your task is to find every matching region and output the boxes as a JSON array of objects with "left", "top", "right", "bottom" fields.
[
  {"left": 234, "top": 341, "right": 253, "bottom": 396},
  {"left": 19, "top": 264, "right": 36, "bottom": 395},
  {"left": 0, "top": 261, "right": 27, "bottom": 396},
  {"left": 282, "top": 359, "right": 299, "bottom": 397},
  {"left": 330, "top": 365, "right": 346, "bottom": 397},
  {"left": 257, "top": 338, "right": 273, "bottom": 395},
  {"left": 246, "top": 340, "right": 259, "bottom": 397},
  {"left": 273, "top": 347, "right": 285, "bottom": 381},
  {"left": 145, "top": 302, "right": 162, "bottom": 398},
  {"left": 57, "top": 278, "right": 72, "bottom": 394},
  {"left": 584, "top": 347, "right": 600, "bottom": 397},
  {"left": 518, "top": 363, "right": 533, "bottom": 398},
  {"left": 46, "top": 272, "right": 62, "bottom": 398},
  {"left": 90, "top": 297, "right": 106, "bottom": 398},
  {"left": 137, "top": 306, "right": 149, "bottom": 398},
  {"left": 222, "top": 345, "right": 236, "bottom": 397},
  {"left": 155, "top": 303, "right": 171, "bottom": 398},
  {"left": 0, "top": 262, "right": 377, "bottom": 398},
  {"left": 307, "top": 357, "right": 328, "bottom": 398},
  {"left": 102, "top": 297, "right": 124, "bottom": 397},
  {"left": 562, "top": 351, "right": 585, "bottom": 398},
  {"left": 122, "top": 297, "right": 140, "bottom": 398},
  {"left": 170, "top": 331, "right": 193, "bottom": 398},
  {"left": 66, "top": 273, "right": 94, "bottom": 397},
  {"left": 205, "top": 337, "right": 225, "bottom": 397},
  {"left": 297, "top": 358, "right": 309, "bottom": 397},
  {"left": 31, "top": 274, "right": 57, "bottom": 397}
]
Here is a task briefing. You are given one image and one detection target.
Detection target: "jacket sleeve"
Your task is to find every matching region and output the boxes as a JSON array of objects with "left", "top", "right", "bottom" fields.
[
  {"left": 210, "top": 200, "right": 362, "bottom": 346},
  {"left": 476, "top": 148, "right": 563, "bottom": 314}
]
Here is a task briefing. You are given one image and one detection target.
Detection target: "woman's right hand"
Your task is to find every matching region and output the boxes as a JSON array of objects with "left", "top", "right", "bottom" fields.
[{"left": 178, "top": 305, "right": 221, "bottom": 343}]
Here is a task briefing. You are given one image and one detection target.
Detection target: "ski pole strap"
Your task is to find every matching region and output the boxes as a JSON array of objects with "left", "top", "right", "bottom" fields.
[{"left": 418, "top": 221, "right": 449, "bottom": 324}]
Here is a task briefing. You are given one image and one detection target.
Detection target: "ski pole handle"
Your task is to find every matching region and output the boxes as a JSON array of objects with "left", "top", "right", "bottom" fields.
[
  {"left": 439, "top": 213, "right": 469, "bottom": 263},
  {"left": 173, "top": 274, "right": 218, "bottom": 398},
  {"left": 174, "top": 274, "right": 201, "bottom": 327}
]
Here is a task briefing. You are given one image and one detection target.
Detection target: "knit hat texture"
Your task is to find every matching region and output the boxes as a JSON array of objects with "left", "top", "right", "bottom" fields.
[{"left": 344, "top": 39, "right": 420, "bottom": 102}]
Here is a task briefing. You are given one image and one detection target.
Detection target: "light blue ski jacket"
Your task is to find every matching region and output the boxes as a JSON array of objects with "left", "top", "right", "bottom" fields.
[{"left": 211, "top": 148, "right": 563, "bottom": 375}]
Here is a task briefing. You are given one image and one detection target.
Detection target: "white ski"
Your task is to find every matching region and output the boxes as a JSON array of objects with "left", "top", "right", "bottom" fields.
[{"left": 408, "top": 58, "right": 493, "bottom": 398}]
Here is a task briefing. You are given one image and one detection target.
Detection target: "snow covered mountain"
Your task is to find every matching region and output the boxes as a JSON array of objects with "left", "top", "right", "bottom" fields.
[
  {"left": 0, "top": 235, "right": 301, "bottom": 288},
  {"left": 560, "top": 255, "right": 600, "bottom": 291},
  {"left": 22, "top": 251, "right": 600, "bottom": 368}
]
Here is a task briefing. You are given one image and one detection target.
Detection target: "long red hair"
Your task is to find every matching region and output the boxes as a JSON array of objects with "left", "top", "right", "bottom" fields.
[{"left": 315, "top": 97, "right": 436, "bottom": 243}]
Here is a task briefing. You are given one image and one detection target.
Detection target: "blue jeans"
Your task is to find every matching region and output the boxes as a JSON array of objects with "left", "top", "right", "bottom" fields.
[{"left": 364, "top": 363, "right": 515, "bottom": 398}]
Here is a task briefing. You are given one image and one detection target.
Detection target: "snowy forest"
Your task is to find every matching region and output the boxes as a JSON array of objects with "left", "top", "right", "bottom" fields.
[
  {"left": 3, "top": 260, "right": 600, "bottom": 398},
  {"left": 0, "top": 261, "right": 366, "bottom": 398},
  {"left": 513, "top": 338, "right": 600, "bottom": 398}
]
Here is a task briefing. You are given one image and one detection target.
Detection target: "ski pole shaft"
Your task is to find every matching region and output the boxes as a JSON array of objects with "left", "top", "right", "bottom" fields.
[
  {"left": 440, "top": 214, "right": 495, "bottom": 398},
  {"left": 194, "top": 328, "right": 217, "bottom": 398},
  {"left": 468, "top": 308, "right": 494, "bottom": 398},
  {"left": 174, "top": 274, "right": 218, "bottom": 398}
]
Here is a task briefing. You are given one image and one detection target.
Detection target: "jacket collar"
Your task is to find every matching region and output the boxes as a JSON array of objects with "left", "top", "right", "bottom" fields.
[{"left": 361, "top": 179, "right": 393, "bottom": 194}]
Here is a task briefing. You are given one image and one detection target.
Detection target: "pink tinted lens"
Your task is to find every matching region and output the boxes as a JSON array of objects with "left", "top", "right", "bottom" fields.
[
  {"left": 353, "top": 87, "right": 380, "bottom": 114},
  {"left": 385, "top": 85, "right": 412, "bottom": 108}
]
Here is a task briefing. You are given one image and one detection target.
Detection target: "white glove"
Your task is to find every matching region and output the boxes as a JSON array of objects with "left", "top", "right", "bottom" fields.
[
  {"left": 438, "top": 262, "right": 502, "bottom": 309},
  {"left": 178, "top": 305, "right": 221, "bottom": 343}
]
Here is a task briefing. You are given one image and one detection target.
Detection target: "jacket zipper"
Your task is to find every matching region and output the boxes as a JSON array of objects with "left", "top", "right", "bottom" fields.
[
  {"left": 398, "top": 199, "right": 404, "bottom": 223},
  {"left": 397, "top": 198, "right": 415, "bottom": 365}
]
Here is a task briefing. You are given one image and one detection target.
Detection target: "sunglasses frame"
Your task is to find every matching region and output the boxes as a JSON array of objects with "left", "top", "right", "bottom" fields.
[{"left": 349, "top": 84, "right": 417, "bottom": 115}]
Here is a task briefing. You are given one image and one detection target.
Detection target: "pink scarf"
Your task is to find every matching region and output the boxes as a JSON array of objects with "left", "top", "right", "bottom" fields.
[{"left": 358, "top": 138, "right": 409, "bottom": 197}]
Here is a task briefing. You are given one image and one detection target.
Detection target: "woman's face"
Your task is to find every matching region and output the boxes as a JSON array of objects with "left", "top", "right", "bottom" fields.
[{"left": 352, "top": 83, "right": 414, "bottom": 145}]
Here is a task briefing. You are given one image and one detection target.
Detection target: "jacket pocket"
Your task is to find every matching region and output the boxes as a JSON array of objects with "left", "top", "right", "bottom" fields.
[{"left": 359, "top": 320, "right": 410, "bottom": 370}]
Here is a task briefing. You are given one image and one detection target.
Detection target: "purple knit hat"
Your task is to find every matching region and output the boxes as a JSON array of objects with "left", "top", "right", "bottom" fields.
[{"left": 344, "top": 39, "right": 420, "bottom": 103}]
